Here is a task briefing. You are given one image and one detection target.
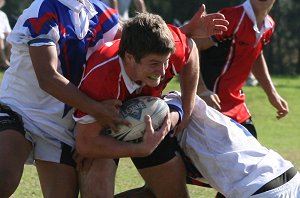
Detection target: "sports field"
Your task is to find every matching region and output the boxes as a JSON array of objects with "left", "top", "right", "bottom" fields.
[{"left": 1, "top": 72, "right": 299, "bottom": 198}]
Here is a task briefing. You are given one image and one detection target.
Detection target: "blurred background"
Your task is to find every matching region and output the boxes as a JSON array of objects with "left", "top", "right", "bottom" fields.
[{"left": 2, "top": 0, "right": 300, "bottom": 76}]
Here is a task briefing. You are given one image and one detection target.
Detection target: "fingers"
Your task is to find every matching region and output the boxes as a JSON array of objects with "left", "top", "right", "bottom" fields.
[
  {"left": 198, "top": 4, "right": 206, "bottom": 17},
  {"left": 160, "top": 113, "right": 171, "bottom": 136},
  {"left": 276, "top": 111, "right": 288, "bottom": 119},
  {"left": 144, "top": 115, "right": 154, "bottom": 134}
]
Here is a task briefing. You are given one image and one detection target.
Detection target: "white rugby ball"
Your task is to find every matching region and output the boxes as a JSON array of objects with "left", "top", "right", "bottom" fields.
[{"left": 104, "top": 96, "right": 169, "bottom": 142}]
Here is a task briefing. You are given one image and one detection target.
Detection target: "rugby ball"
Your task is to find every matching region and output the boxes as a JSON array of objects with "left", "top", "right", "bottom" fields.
[{"left": 104, "top": 96, "right": 169, "bottom": 142}]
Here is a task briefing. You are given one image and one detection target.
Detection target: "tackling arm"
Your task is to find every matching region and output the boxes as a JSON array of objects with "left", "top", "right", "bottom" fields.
[{"left": 29, "top": 45, "right": 126, "bottom": 131}]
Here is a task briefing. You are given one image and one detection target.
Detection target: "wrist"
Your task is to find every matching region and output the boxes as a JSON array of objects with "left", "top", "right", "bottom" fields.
[{"left": 198, "top": 89, "right": 215, "bottom": 97}]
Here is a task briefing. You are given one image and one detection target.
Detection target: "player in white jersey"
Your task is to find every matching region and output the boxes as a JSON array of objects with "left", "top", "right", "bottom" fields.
[
  {"left": 163, "top": 91, "right": 300, "bottom": 198},
  {"left": 0, "top": 0, "right": 124, "bottom": 197}
]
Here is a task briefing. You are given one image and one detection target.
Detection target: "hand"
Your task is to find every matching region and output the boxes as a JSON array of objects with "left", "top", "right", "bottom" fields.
[
  {"left": 198, "top": 90, "right": 221, "bottom": 110},
  {"left": 139, "top": 114, "right": 171, "bottom": 156},
  {"left": 174, "top": 115, "right": 190, "bottom": 135},
  {"left": 181, "top": 4, "right": 229, "bottom": 38},
  {"left": 268, "top": 94, "right": 289, "bottom": 119},
  {"left": 92, "top": 100, "right": 130, "bottom": 132},
  {"left": 73, "top": 151, "right": 94, "bottom": 173}
]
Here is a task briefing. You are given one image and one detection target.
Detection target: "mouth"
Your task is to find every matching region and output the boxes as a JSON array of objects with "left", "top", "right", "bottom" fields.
[{"left": 148, "top": 74, "right": 161, "bottom": 80}]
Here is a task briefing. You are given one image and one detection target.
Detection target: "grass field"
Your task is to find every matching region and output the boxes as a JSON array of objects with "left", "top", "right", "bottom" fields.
[{"left": 1, "top": 71, "right": 299, "bottom": 197}]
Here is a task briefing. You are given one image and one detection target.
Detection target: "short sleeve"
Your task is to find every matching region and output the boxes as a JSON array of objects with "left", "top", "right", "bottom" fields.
[{"left": 7, "top": 0, "right": 59, "bottom": 47}]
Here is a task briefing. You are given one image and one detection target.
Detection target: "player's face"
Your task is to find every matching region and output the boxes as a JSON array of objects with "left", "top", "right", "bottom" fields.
[
  {"left": 250, "top": 0, "right": 275, "bottom": 14},
  {"left": 131, "top": 53, "right": 171, "bottom": 87}
]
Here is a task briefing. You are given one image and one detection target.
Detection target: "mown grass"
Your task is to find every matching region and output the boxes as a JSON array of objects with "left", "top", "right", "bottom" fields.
[{"left": 1, "top": 72, "right": 298, "bottom": 197}]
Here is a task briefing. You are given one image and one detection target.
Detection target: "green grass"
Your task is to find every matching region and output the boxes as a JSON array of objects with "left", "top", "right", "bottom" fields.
[{"left": 1, "top": 71, "right": 299, "bottom": 197}]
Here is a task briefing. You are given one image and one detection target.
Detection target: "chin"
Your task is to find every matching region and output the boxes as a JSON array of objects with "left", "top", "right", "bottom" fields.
[{"left": 146, "top": 80, "right": 160, "bottom": 87}]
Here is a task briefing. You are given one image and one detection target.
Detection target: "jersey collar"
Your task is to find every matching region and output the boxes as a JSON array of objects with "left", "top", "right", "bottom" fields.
[
  {"left": 243, "top": 0, "right": 273, "bottom": 34},
  {"left": 119, "top": 57, "right": 142, "bottom": 94},
  {"left": 58, "top": 0, "right": 97, "bottom": 39}
]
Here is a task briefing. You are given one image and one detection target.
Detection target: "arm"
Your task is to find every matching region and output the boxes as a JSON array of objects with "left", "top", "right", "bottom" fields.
[
  {"left": 0, "top": 38, "right": 9, "bottom": 68},
  {"left": 29, "top": 45, "right": 126, "bottom": 130},
  {"left": 133, "top": 0, "right": 147, "bottom": 13},
  {"left": 252, "top": 52, "right": 289, "bottom": 119},
  {"left": 110, "top": 0, "right": 118, "bottom": 10},
  {"left": 194, "top": 37, "right": 221, "bottom": 110},
  {"left": 75, "top": 114, "right": 171, "bottom": 158},
  {"left": 180, "top": 4, "right": 229, "bottom": 39},
  {"left": 176, "top": 38, "right": 199, "bottom": 133}
]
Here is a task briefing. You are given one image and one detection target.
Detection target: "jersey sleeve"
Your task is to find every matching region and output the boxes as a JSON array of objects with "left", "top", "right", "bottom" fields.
[
  {"left": 8, "top": 0, "right": 60, "bottom": 47},
  {"left": 167, "top": 25, "right": 191, "bottom": 74},
  {"left": 163, "top": 91, "right": 183, "bottom": 123}
]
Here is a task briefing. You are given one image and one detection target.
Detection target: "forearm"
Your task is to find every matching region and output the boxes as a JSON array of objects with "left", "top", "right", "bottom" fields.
[
  {"left": 252, "top": 53, "right": 277, "bottom": 96},
  {"left": 133, "top": 0, "right": 146, "bottom": 13},
  {"left": 180, "top": 39, "right": 199, "bottom": 117},
  {"left": 76, "top": 123, "right": 146, "bottom": 158},
  {"left": 29, "top": 45, "right": 99, "bottom": 117},
  {"left": 0, "top": 39, "right": 7, "bottom": 65}
]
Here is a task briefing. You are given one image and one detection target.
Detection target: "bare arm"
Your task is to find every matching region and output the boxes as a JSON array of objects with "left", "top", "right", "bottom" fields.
[
  {"left": 252, "top": 52, "right": 289, "bottom": 119},
  {"left": 75, "top": 114, "right": 171, "bottom": 158},
  {"left": 176, "top": 38, "right": 199, "bottom": 133},
  {"left": 110, "top": 0, "right": 118, "bottom": 10},
  {"left": 133, "top": 0, "right": 147, "bottom": 13},
  {"left": 29, "top": 45, "right": 126, "bottom": 130},
  {"left": 193, "top": 37, "right": 221, "bottom": 110},
  {"left": 0, "top": 38, "right": 9, "bottom": 67}
]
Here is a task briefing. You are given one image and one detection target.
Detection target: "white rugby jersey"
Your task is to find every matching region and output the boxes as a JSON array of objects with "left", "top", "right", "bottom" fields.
[
  {"left": 164, "top": 91, "right": 293, "bottom": 198},
  {"left": 0, "top": 0, "right": 119, "bottom": 147}
]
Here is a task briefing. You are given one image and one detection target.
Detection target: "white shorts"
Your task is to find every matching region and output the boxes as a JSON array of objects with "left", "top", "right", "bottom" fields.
[
  {"left": 250, "top": 173, "right": 300, "bottom": 198},
  {"left": 0, "top": 102, "right": 76, "bottom": 167},
  {"left": 25, "top": 131, "right": 75, "bottom": 167}
]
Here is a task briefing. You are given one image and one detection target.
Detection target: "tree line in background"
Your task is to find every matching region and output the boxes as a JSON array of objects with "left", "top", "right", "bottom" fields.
[{"left": 2, "top": 0, "right": 299, "bottom": 75}]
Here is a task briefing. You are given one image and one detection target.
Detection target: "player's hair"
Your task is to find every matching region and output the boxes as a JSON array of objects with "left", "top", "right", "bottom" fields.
[{"left": 119, "top": 13, "right": 175, "bottom": 62}]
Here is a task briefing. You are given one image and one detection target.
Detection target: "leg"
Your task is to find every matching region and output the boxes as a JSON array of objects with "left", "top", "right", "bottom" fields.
[
  {"left": 130, "top": 135, "right": 189, "bottom": 198},
  {"left": 36, "top": 160, "right": 78, "bottom": 198},
  {"left": 79, "top": 158, "right": 117, "bottom": 198},
  {"left": 139, "top": 155, "right": 188, "bottom": 198},
  {"left": 0, "top": 130, "right": 32, "bottom": 197},
  {"left": 114, "top": 185, "right": 155, "bottom": 198}
]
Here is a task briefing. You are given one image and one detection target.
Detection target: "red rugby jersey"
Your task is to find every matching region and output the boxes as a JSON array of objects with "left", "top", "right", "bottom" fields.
[
  {"left": 201, "top": 4, "right": 275, "bottom": 123},
  {"left": 74, "top": 25, "right": 190, "bottom": 121}
]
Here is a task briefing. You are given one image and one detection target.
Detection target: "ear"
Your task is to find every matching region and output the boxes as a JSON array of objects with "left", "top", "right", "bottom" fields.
[{"left": 124, "top": 51, "right": 136, "bottom": 65}]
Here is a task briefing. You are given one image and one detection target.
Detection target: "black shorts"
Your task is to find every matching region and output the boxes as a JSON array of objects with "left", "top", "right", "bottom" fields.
[
  {"left": 0, "top": 102, "right": 26, "bottom": 135},
  {"left": 241, "top": 117, "right": 257, "bottom": 138},
  {"left": 131, "top": 134, "right": 179, "bottom": 169}
]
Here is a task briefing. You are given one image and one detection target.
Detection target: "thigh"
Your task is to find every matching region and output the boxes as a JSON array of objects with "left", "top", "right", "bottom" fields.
[
  {"left": 132, "top": 135, "right": 188, "bottom": 197},
  {"left": 0, "top": 103, "right": 32, "bottom": 187},
  {"left": 0, "top": 130, "right": 32, "bottom": 191},
  {"left": 138, "top": 155, "right": 188, "bottom": 198},
  {"left": 79, "top": 158, "right": 117, "bottom": 198},
  {"left": 36, "top": 160, "right": 78, "bottom": 198}
]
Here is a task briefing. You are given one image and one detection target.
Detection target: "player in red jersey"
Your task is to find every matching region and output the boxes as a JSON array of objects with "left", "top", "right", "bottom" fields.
[
  {"left": 73, "top": 12, "right": 199, "bottom": 197},
  {"left": 195, "top": 0, "right": 288, "bottom": 139}
]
